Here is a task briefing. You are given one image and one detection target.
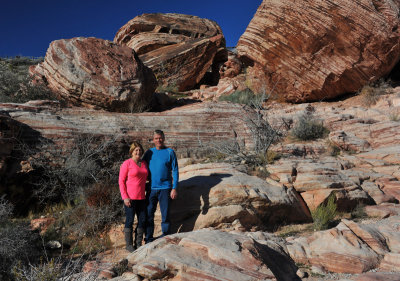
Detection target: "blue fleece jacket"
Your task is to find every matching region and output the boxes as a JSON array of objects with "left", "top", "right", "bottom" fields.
[{"left": 143, "top": 147, "right": 179, "bottom": 190}]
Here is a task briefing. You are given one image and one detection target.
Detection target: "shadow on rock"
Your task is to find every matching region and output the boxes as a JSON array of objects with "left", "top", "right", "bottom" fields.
[{"left": 170, "top": 173, "right": 232, "bottom": 233}]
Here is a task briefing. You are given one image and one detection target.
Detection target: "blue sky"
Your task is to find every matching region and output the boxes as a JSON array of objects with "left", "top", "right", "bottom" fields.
[{"left": 0, "top": 0, "right": 261, "bottom": 57}]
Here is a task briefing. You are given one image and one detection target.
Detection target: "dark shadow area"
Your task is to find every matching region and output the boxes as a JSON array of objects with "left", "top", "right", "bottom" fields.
[
  {"left": 0, "top": 111, "right": 46, "bottom": 215},
  {"left": 387, "top": 60, "right": 400, "bottom": 87},
  {"left": 253, "top": 239, "right": 301, "bottom": 281},
  {"left": 169, "top": 173, "right": 232, "bottom": 233}
]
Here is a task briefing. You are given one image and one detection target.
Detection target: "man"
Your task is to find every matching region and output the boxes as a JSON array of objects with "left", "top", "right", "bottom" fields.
[{"left": 143, "top": 129, "right": 178, "bottom": 242}]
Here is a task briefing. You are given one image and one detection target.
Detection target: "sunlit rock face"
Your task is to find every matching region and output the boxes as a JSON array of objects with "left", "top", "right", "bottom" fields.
[
  {"left": 237, "top": 0, "right": 400, "bottom": 102},
  {"left": 114, "top": 13, "right": 227, "bottom": 91},
  {"left": 30, "top": 37, "right": 157, "bottom": 112},
  {"left": 127, "top": 229, "right": 300, "bottom": 281}
]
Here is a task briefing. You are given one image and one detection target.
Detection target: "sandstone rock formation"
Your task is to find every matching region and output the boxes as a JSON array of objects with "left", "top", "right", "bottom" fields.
[
  {"left": 287, "top": 216, "right": 400, "bottom": 274},
  {"left": 30, "top": 37, "right": 157, "bottom": 111},
  {"left": 219, "top": 50, "right": 242, "bottom": 79},
  {"left": 114, "top": 13, "right": 223, "bottom": 47},
  {"left": 114, "top": 13, "right": 226, "bottom": 91},
  {"left": 139, "top": 35, "right": 225, "bottom": 91},
  {"left": 126, "top": 229, "right": 301, "bottom": 281},
  {"left": 0, "top": 101, "right": 254, "bottom": 162},
  {"left": 169, "top": 163, "right": 311, "bottom": 233},
  {"left": 236, "top": 0, "right": 400, "bottom": 102},
  {"left": 267, "top": 157, "right": 373, "bottom": 211}
]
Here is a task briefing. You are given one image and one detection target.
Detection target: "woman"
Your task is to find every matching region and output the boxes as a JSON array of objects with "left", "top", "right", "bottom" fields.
[{"left": 119, "top": 141, "right": 148, "bottom": 252}]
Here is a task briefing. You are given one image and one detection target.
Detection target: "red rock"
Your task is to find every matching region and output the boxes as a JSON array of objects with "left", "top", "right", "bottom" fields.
[
  {"left": 355, "top": 272, "right": 400, "bottom": 281},
  {"left": 114, "top": 13, "right": 226, "bottom": 92},
  {"left": 219, "top": 51, "right": 242, "bottom": 79},
  {"left": 128, "top": 229, "right": 300, "bottom": 281},
  {"left": 379, "top": 252, "right": 400, "bottom": 271},
  {"left": 139, "top": 35, "right": 225, "bottom": 91},
  {"left": 30, "top": 37, "right": 157, "bottom": 112},
  {"left": 114, "top": 13, "right": 223, "bottom": 48},
  {"left": 364, "top": 204, "right": 400, "bottom": 219},
  {"left": 237, "top": 0, "right": 400, "bottom": 102},
  {"left": 287, "top": 221, "right": 380, "bottom": 274},
  {"left": 0, "top": 101, "right": 256, "bottom": 164},
  {"left": 30, "top": 217, "right": 56, "bottom": 234}
]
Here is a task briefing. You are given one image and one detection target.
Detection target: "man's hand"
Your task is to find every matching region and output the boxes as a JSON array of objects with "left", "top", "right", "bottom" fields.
[
  {"left": 124, "top": 198, "right": 131, "bottom": 207},
  {"left": 170, "top": 189, "right": 177, "bottom": 200}
]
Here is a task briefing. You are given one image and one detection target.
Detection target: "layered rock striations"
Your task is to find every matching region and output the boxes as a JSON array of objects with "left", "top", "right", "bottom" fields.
[
  {"left": 169, "top": 163, "right": 311, "bottom": 233},
  {"left": 0, "top": 101, "right": 254, "bottom": 159},
  {"left": 127, "top": 229, "right": 301, "bottom": 281},
  {"left": 30, "top": 37, "right": 157, "bottom": 111},
  {"left": 237, "top": 0, "right": 400, "bottom": 102},
  {"left": 114, "top": 13, "right": 226, "bottom": 91},
  {"left": 114, "top": 13, "right": 223, "bottom": 47}
]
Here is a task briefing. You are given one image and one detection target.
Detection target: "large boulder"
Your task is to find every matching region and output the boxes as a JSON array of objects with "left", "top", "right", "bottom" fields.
[
  {"left": 114, "top": 13, "right": 227, "bottom": 91},
  {"left": 114, "top": 13, "right": 223, "bottom": 47},
  {"left": 30, "top": 37, "right": 157, "bottom": 112},
  {"left": 168, "top": 163, "right": 311, "bottom": 233},
  {"left": 126, "top": 229, "right": 301, "bottom": 281},
  {"left": 139, "top": 35, "right": 225, "bottom": 91},
  {"left": 237, "top": 0, "right": 400, "bottom": 102},
  {"left": 267, "top": 157, "right": 373, "bottom": 211},
  {"left": 287, "top": 216, "right": 400, "bottom": 274}
]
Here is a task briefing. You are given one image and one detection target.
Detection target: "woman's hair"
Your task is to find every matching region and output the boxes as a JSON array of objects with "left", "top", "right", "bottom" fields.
[{"left": 129, "top": 141, "right": 144, "bottom": 155}]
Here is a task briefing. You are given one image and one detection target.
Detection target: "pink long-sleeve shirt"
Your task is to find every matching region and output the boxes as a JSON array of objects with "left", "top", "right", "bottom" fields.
[{"left": 119, "top": 159, "right": 148, "bottom": 200}]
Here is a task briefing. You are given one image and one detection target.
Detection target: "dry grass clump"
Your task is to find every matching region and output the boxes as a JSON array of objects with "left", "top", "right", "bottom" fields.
[{"left": 358, "top": 80, "right": 392, "bottom": 107}]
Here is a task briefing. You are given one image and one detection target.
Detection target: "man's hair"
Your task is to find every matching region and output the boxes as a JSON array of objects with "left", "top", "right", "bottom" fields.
[
  {"left": 154, "top": 129, "right": 165, "bottom": 137},
  {"left": 129, "top": 141, "right": 144, "bottom": 155}
]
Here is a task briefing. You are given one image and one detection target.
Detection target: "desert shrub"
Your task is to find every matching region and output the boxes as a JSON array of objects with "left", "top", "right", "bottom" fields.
[
  {"left": 358, "top": 80, "right": 392, "bottom": 107},
  {"left": 388, "top": 112, "right": 400, "bottom": 122},
  {"left": 0, "top": 56, "right": 55, "bottom": 103},
  {"left": 12, "top": 259, "right": 61, "bottom": 281},
  {"left": 291, "top": 111, "right": 329, "bottom": 141},
  {"left": 0, "top": 197, "right": 42, "bottom": 280},
  {"left": 26, "top": 134, "right": 126, "bottom": 205},
  {"left": 219, "top": 88, "right": 258, "bottom": 106},
  {"left": 350, "top": 203, "right": 367, "bottom": 220},
  {"left": 156, "top": 82, "right": 178, "bottom": 94},
  {"left": 311, "top": 194, "right": 337, "bottom": 231}
]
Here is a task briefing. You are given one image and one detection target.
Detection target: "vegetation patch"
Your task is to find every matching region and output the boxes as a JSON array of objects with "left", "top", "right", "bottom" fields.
[
  {"left": 0, "top": 56, "right": 55, "bottom": 103},
  {"left": 358, "top": 80, "right": 392, "bottom": 107},
  {"left": 291, "top": 111, "right": 329, "bottom": 141},
  {"left": 311, "top": 194, "right": 337, "bottom": 231},
  {"left": 219, "top": 88, "right": 258, "bottom": 106}
]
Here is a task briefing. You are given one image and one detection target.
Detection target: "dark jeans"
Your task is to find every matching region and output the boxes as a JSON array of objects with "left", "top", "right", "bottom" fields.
[
  {"left": 124, "top": 199, "right": 146, "bottom": 229},
  {"left": 146, "top": 188, "right": 171, "bottom": 241}
]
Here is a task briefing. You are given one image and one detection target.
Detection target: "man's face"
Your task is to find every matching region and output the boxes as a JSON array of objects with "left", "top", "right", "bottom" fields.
[{"left": 153, "top": 133, "right": 165, "bottom": 149}]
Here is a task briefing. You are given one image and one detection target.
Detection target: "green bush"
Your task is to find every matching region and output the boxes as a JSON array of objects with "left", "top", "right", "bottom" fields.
[
  {"left": 311, "top": 194, "right": 337, "bottom": 231},
  {"left": 219, "top": 89, "right": 258, "bottom": 106},
  {"left": 291, "top": 113, "right": 329, "bottom": 141},
  {"left": 0, "top": 56, "right": 55, "bottom": 103}
]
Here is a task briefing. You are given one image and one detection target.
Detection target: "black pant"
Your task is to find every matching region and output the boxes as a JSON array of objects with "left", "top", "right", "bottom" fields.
[{"left": 124, "top": 199, "right": 146, "bottom": 229}]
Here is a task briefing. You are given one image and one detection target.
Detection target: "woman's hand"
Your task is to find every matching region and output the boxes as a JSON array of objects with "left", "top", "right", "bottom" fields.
[{"left": 124, "top": 198, "right": 131, "bottom": 207}]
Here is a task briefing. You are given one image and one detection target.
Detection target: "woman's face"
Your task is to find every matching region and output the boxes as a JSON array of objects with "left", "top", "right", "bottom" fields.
[{"left": 131, "top": 147, "right": 143, "bottom": 159}]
